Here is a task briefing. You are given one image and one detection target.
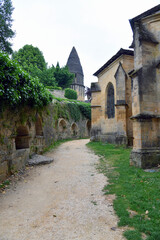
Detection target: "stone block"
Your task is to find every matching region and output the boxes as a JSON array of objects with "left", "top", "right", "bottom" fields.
[
  {"left": 130, "top": 149, "right": 160, "bottom": 169},
  {"left": 10, "top": 149, "right": 30, "bottom": 173}
]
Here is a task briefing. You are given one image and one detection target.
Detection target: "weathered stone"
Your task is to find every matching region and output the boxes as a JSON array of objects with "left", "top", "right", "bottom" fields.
[
  {"left": 0, "top": 101, "right": 90, "bottom": 181},
  {"left": 129, "top": 4, "right": 160, "bottom": 168},
  {"left": 28, "top": 154, "right": 54, "bottom": 166}
]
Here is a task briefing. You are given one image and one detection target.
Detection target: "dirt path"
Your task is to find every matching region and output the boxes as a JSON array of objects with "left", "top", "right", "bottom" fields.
[{"left": 0, "top": 139, "right": 125, "bottom": 240}]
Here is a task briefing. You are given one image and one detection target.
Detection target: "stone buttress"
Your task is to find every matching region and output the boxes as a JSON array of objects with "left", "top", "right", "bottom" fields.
[{"left": 129, "top": 4, "right": 160, "bottom": 168}]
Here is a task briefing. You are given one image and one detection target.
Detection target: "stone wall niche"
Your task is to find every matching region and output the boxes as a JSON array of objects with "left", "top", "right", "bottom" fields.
[
  {"left": 71, "top": 123, "right": 78, "bottom": 137},
  {"left": 59, "top": 119, "right": 67, "bottom": 133},
  {"left": 15, "top": 126, "right": 30, "bottom": 150}
]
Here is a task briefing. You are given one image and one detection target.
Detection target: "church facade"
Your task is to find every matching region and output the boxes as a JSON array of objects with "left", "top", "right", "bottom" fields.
[
  {"left": 91, "top": 4, "right": 160, "bottom": 168},
  {"left": 91, "top": 48, "right": 134, "bottom": 145},
  {"left": 66, "top": 47, "right": 85, "bottom": 101}
]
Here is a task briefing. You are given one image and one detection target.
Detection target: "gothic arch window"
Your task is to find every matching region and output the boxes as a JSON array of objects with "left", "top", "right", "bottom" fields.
[{"left": 106, "top": 83, "right": 115, "bottom": 119}]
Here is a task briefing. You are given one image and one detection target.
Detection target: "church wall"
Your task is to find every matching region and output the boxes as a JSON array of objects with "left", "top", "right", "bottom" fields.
[{"left": 91, "top": 54, "right": 134, "bottom": 144}]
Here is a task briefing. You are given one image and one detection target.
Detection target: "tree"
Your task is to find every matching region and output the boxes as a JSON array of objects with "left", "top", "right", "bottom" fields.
[
  {"left": 53, "top": 63, "right": 74, "bottom": 89},
  {"left": 12, "top": 45, "right": 57, "bottom": 87},
  {"left": 12, "top": 44, "right": 47, "bottom": 72},
  {"left": 0, "top": 0, "right": 15, "bottom": 54},
  {"left": 12, "top": 45, "right": 74, "bottom": 89}
]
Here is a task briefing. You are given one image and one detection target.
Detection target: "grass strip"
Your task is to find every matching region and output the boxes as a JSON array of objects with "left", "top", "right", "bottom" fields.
[{"left": 87, "top": 141, "right": 160, "bottom": 240}]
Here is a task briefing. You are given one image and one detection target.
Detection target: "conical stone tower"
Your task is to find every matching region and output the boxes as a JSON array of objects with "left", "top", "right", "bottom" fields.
[{"left": 66, "top": 47, "right": 85, "bottom": 101}]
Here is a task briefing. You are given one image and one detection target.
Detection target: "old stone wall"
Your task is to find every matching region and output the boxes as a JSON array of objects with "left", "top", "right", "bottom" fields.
[
  {"left": 0, "top": 101, "right": 91, "bottom": 182},
  {"left": 49, "top": 89, "right": 66, "bottom": 99}
]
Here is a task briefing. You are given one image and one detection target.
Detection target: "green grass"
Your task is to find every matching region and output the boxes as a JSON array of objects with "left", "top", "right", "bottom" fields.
[{"left": 87, "top": 142, "right": 160, "bottom": 240}]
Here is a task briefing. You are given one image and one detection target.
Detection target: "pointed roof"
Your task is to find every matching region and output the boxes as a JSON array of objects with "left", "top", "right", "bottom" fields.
[{"left": 66, "top": 47, "right": 84, "bottom": 76}]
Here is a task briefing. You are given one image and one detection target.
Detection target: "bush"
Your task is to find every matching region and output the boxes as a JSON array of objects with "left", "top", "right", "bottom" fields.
[
  {"left": 64, "top": 88, "right": 77, "bottom": 100},
  {"left": 0, "top": 51, "right": 53, "bottom": 109}
]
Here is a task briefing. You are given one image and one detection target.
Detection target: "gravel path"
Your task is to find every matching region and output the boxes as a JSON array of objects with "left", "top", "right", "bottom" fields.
[{"left": 0, "top": 139, "right": 125, "bottom": 240}]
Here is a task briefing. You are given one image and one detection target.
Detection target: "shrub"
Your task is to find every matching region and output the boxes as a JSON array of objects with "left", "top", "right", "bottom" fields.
[
  {"left": 64, "top": 88, "right": 77, "bottom": 100},
  {"left": 0, "top": 51, "right": 53, "bottom": 109}
]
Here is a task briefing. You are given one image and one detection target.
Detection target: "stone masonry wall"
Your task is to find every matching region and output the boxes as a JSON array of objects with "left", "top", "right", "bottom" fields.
[{"left": 0, "top": 101, "right": 91, "bottom": 182}]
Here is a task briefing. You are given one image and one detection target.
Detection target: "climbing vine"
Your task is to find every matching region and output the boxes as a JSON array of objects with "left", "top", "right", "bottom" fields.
[
  {"left": 78, "top": 102, "right": 91, "bottom": 120},
  {"left": 52, "top": 100, "right": 91, "bottom": 123},
  {"left": 67, "top": 103, "right": 81, "bottom": 122}
]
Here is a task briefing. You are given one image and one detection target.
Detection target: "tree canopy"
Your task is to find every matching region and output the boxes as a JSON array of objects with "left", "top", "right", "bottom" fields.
[
  {"left": 0, "top": 51, "right": 53, "bottom": 109},
  {"left": 0, "top": 0, "right": 15, "bottom": 54},
  {"left": 12, "top": 44, "right": 57, "bottom": 88},
  {"left": 53, "top": 63, "right": 74, "bottom": 89},
  {"left": 12, "top": 45, "right": 74, "bottom": 89},
  {"left": 12, "top": 44, "right": 47, "bottom": 72}
]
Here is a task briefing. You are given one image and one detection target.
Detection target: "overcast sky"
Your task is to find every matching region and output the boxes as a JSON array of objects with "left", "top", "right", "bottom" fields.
[{"left": 12, "top": 0, "right": 159, "bottom": 87}]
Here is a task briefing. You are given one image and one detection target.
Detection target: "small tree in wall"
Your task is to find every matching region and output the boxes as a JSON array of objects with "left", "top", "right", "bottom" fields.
[{"left": 65, "top": 88, "right": 77, "bottom": 100}]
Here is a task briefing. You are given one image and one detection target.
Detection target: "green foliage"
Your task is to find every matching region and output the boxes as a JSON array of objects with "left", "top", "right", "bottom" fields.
[
  {"left": 65, "top": 88, "right": 77, "bottom": 100},
  {"left": 123, "top": 230, "right": 142, "bottom": 240},
  {"left": 12, "top": 46, "right": 74, "bottom": 89},
  {"left": 12, "top": 44, "right": 47, "bottom": 71},
  {"left": 0, "top": 51, "right": 53, "bottom": 109},
  {"left": 53, "top": 63, "right": 74, "bottom": 89},
  {"left": 87, "top": 142, "right": 160, "bottom": 240},
  {"left": 52, "top": 95, "right": 91, "bottom": 121},
  {"left": 0, "top": 0, "right": 15, "bottom": 54},
  {"left": 52, "top": 101, "right": 69, "bottom": 121},
  {"left": 78, "top": 102, "right": 91, "bottom": 120},
  {"left": 67, "top": 102, "right": 81, "bottom": 122},
  {"left": 12, "top": 45, "right": 57, "bottom": 88}
]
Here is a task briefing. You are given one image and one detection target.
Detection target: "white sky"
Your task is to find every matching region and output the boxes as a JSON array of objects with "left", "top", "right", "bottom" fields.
[{"left": 11, "top": 0, "right": 159, "bottom": 87}]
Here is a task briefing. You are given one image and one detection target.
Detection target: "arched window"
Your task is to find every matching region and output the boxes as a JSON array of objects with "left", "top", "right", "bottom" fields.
[{"left": 106, "top": 83, "right": 115, "bottom": 118}]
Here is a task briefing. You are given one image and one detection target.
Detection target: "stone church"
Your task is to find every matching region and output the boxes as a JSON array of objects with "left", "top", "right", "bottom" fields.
[
  {"left": 91, "top": 4, "right": 160, "bottom": 168},
  {"left": 66, "top": 47, "right": 85, "bottom": 101}
]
